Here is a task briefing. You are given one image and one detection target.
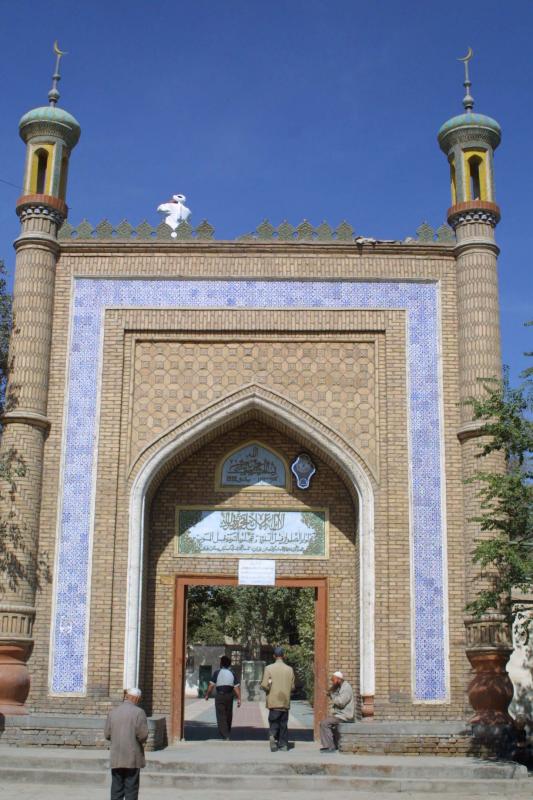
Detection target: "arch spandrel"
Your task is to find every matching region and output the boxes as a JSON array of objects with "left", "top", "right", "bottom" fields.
[{"left": 128, "top": 384, "right": 378, "bottom": 501}]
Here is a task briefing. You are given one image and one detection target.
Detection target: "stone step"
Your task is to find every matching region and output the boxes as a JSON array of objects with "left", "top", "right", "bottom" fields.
[
  {"left": 0, "top": 765, "right": 530, "bottom": 795},
  {"left": 0, "top": 752, "right": 527, "bottom": 781}
]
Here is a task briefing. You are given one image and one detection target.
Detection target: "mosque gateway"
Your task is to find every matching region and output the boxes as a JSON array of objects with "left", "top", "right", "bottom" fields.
[{"left": 0, "top": 46, "right": 523, "bottom": 755}]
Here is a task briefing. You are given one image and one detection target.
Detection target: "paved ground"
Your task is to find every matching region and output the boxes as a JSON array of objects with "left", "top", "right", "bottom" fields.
[
  {"left": 184, "top": 696, "right": 314, "bottom": 740},
  {"left": 1, "top": 787, "right": 531, "bottom": 800}
]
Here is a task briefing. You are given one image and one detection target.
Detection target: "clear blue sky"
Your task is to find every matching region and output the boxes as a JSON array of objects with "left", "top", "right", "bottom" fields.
[{"left": 1, "top": 0, "right": 531, "bottom": 380}]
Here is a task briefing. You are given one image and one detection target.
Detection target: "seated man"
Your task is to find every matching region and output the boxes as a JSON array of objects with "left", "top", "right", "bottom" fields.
[{"left": 319, "top": 671, "right": 354, "bottom": 752}]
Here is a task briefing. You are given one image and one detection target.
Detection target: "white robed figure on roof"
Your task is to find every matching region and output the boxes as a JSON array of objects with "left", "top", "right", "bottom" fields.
[{"left": 157, "top": 194, "right": 191, "bottom": 237}]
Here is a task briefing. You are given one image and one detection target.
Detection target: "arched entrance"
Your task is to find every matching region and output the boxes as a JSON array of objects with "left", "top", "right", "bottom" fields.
[
  {"left": 125, "top": 389, "right": 376, "bottom": 738},
  {"left": 171, "top": 574, "right": 328, "bottom": 740}
]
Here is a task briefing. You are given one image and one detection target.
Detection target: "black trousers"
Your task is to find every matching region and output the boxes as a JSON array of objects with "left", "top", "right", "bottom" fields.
[
  {"left": 111, "top": 768, "right": 140, "bottom": 800},
  {"left": 268, "top": 708, "right": 289, "bottom": 748},
  {"left": 215, "top": 691, "right": 234, "bottom": 738}
]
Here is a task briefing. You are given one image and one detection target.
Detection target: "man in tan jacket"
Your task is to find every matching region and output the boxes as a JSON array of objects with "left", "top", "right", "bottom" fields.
[
  {"left": 260, "top": 647, "right": 295, "bottom": 751},
  {"left": 104, "top": 688, "right": 149, "bottom": 800}
]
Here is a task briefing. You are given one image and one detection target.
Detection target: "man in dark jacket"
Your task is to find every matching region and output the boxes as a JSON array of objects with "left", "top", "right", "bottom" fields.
[
  {"left": 104, "top": 687, "right": 149, "bottom": 800},
  {"left": 205, "top": 655, "right": 241, "bottom": 740}
]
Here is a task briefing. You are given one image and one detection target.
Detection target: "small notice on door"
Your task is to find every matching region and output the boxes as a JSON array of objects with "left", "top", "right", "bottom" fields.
[{"left": 238, "top": 559, "right": 276, "bottom": 586}]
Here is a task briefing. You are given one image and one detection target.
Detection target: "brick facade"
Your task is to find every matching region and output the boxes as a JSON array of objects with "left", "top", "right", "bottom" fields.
[
  {"left": 146, "top": 419, "right": 358, "bottom": 717},
  {"left": 12, "top": 242, "right": 475, "bottom": 727},
  {"left": 1, "top": 71, "right": 514, "bottom": 755}
]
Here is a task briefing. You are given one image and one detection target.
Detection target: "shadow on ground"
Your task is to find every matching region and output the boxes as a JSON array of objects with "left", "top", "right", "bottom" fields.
[{"left": 184, "top": 720, "right": 313, "bottom": 742}]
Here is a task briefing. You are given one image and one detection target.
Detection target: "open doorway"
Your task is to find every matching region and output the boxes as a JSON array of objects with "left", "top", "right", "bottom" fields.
[{"left": 171, "top": 576, "right": 327, "bottom": 741}]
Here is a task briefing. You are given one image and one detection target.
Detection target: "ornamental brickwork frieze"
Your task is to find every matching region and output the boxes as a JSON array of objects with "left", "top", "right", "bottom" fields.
[
  {"left": 17, "top": 201, "right": 66, "bottom": 227},
  {"left": 131, "top": 339, "right": 378, "bottom": 472},
  {"left": 464, "top": 613, "right": 513, "bottom": 651},
  {"left": 0, "top": 604, "right": 35, "bottom": 641},
  {"left": 445, "top": 128, "right": 499, "bottom": 147},
  {"left": 19, "top": 122, "right": 79, "bottom": 148},
  {"left": 58, "top": 217, "right": 455, "bottom": 245},
  {"left": 448, "top": 207, "right": 500, "bottom": 228},
  {"left": 414, "top": 222, "right": 455, "bottom": 244}
]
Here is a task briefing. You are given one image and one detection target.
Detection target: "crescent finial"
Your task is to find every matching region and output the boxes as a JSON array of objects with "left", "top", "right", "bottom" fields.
[
  {"left": 49, "top": 41, "right": 67, "bottom": 106},
  {"left": 457, "top": 47, "right": 474, "bottom": 111},
  {"left": 53, "top": 40, "right": 67, "bottom": 57},
  {"left": 458, "top": 47, "right": 473, "bottom": 63}
]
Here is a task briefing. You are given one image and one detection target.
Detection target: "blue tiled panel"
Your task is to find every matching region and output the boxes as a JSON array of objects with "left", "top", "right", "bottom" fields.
[{"left": 51, "top": 279, "right": 446, "bottom": 701}]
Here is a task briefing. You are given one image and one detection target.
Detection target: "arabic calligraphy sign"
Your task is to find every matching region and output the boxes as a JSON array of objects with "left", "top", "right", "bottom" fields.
[
  {"left": 218, "top": 442, "right": 287, "bottom": 489},
  {"left": 176, "top": 507, "right": 327, "bottom": 558}
]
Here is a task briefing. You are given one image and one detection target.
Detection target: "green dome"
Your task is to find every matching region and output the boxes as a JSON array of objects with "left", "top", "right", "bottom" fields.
[
  {"left": 19, "top": 105, "right": 81, "bottom": 148},
  {"left": 438, "top": 112, "right": 501, "bottom": 151}
]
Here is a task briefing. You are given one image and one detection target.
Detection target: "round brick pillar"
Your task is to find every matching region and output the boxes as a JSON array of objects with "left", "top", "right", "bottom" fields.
[
  {"left": 0, "top": 56, "right": 80, "bottom": 712},
  {"left": 452, "top": 207, "right": 504, "bottom": 606},
  {"left": 0, "top": 205, "right": 62, "bottom": 713},
  {"left": 450, "top": 204, "right": 514, "bottom": 739}
]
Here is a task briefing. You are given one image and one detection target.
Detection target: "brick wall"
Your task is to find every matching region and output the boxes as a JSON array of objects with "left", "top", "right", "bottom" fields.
[
  {"left": 27, "top": 244, "right": 469, "bottom": 723},
  {"left": 144, "top": 419, "right": 358, "bottom": 716}
]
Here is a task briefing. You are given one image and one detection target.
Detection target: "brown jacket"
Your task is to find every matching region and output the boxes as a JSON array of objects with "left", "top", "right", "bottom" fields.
[
  {"left": 260, "top": 659, "right": 295, "bottom": 710},
  {"left": 104, "top": 699, "right": 149, "bottom": 769}
]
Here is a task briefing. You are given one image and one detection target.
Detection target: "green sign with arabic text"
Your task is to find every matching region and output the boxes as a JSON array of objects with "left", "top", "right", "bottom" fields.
[{"left": 176, "top": 507, "right": 327, "bottom": 558}]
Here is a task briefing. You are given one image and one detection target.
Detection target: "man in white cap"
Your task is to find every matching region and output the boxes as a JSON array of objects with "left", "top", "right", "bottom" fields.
[
  {"left": 104, "top": 688, "right": 149, "bottom": 799},
  {"left": 319, "top": 671, "right": 354, "bottom": 752}
]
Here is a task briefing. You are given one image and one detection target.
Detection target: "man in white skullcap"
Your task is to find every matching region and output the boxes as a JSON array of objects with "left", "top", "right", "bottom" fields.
[
  {"left": 104, "top": 688, "right": 149, "bottom": 799},
  {"left": 319, "top": 671, "right": 354, "bottom": 752}
]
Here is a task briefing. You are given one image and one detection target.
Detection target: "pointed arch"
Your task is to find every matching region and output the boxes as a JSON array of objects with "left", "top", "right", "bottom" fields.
[
  {"left": 129, "top": 383, "right": 377, "bottom": 487},
  {"left": 124, "top": 386, "right": 376, "bottom": 700}
]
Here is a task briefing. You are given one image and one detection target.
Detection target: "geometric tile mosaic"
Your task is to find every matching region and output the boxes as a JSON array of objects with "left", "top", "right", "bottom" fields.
[
  {"left": 131, "top": 340, "right": 377, "bottom": 470},
  {"left": 50, "top": 278, "right": 446, "bottom": 701}
]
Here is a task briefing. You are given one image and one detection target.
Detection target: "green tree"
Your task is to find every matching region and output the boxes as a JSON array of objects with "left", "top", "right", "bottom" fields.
[
  {"left": 466, "top": 330, "right": 533, "bottom": 621},
  {"left": 0, "top": 257, "right": 50, "bottom": 599},
  {"left": 188, "top": 586, "right": 303, "bottom": 658},
  {"left": 0, "top": 260, "right": 11, "bottom": 409},
  {"left": 187, "top": 586, "right": 234, "bottom": 644},
  {"left": 223, "top": 587, "right": 304, "bottom": 658},
  {"left": 284, "top": 588, "right": 315, "bottom": 701},
  {"left": 0, "top": 259, "right": 28, "bottom": 597},
  {"left": 186, "top": 585, "right": 316, "bottom": 700}
]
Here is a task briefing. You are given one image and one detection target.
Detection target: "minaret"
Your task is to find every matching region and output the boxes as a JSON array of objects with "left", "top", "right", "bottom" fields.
[
  {"left": 439, "top": 52, "right": 513, "bottom": 730},
  {"left": 438, "top": 49, "right": 502, "bottom": 412},
  {"left": 0, "top": 43, "right": 80, "bottom": 713}
]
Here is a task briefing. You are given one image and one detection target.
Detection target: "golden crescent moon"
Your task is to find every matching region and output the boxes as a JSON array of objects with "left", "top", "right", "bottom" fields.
[
  {"left": 458, "top": 47, "right": 473, "bottom": 62},
  {"left": 53, "top": 40, "right": 67, "bottom": 57}
]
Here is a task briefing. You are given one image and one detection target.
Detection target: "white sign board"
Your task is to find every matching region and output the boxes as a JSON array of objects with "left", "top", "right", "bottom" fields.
[{"left": 238, "top": 559, "right": 276, "bottom": 586}]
